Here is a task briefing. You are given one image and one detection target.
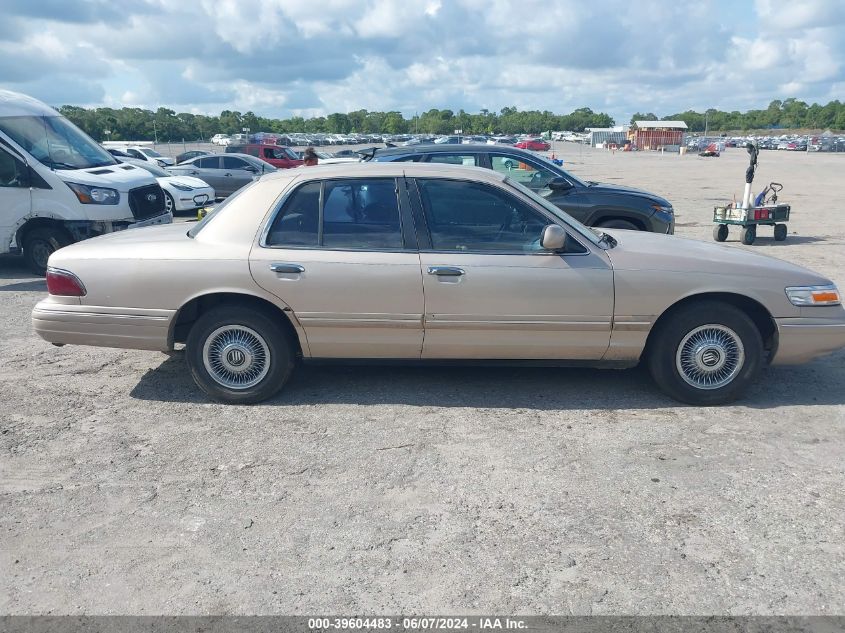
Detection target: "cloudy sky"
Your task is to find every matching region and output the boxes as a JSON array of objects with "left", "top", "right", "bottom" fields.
[{"left": 1, "top": 0, "right": 843, "bottom": 123}]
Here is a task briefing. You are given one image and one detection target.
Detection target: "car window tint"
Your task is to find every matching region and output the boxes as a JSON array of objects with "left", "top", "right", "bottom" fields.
[
  {"left": 196, "top": 157, "right": 219, "bottom": 169},
  {"left": 265, "top": 181, "right": 320, "bottom": 247},
  {"left": 490, "top": 154, "right": 555, "bottom": 192},
  {"left": 322, "top": 179, "right": 402, "bottom": 249},
  {"left": 127, "top": 149, "right": 144, "bottom": 159},
  {"left": 222, "top": 156, "right": 248, "bottom": 170},
  {"left": 417, "top": 179, "right": 548, "bottom": 252},
  {"left": 427, "top": 154, "right": 478, "bottom": 166}
]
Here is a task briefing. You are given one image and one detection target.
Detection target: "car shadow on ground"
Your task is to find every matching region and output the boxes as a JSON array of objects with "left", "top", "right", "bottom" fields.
[{"left": 130, "top": 351, "right": 845, "bottom": 410}]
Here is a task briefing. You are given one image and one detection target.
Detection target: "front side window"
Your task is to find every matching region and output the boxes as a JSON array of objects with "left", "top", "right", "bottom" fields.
[
  {"left": 0, "top": 147, "right": 27, "bottom": 188},
  {"left": 127, "top": 149, "right": 145, "bottom": 160},
  {"left": 417, "top": 179, "right": 549, "bottom": 252},
  {"left": 427, "top": 154, "right": 478, "bottom": 166},
  {"left": 222, "top": 156, "right": 248, "bottom": 170},
  {"left": 490, "top": 154, "right": 556, "bottom": 192},
  {"left": 266, "top": 178, "right": 402, "bottom": 250}
]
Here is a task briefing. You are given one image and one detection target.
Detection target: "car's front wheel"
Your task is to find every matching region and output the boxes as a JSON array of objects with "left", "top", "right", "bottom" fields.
[
  {"left": 186, "top": 305, "right": 295, "bottom": 404},
  {"left": 647, "top": 301, "right": 764, "bottom": 405}
]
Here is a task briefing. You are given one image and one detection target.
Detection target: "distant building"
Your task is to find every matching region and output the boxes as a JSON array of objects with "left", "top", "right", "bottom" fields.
[
  {"left": 586, "top": 126, "right": 627, "bottom": 148},
  {"left": 630, "top": 120, "right": 688, "bottom": 150}
]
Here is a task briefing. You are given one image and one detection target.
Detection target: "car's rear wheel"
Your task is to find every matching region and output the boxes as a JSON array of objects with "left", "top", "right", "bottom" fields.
[
  {"left": 23, "top": 227, "right": 71, "bottom": 276},
  {"left": 186, "top": 305, "right": 294, "bottom": 404},
  {"left": 597, "top": 219, "right": 639, "bottom": 231},
  {"left": 647, "top": 301, "right": 764, "bottom": 405}
]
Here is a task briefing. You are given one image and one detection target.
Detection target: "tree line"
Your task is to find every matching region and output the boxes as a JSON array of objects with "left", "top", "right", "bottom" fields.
[
  {"left": 56, "top": 105, "right": 614, "bottom": 142},
  {"left": 631, "top": 98, "right": 845, "bottom": 133}
]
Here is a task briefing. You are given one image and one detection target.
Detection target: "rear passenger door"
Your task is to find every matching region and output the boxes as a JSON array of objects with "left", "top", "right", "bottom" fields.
[
  {"left": 188, "top": 156, "right": 223, "bottom": 191},
  {"left": 250, "top": 177, "right": 425, "bottom": 358}
]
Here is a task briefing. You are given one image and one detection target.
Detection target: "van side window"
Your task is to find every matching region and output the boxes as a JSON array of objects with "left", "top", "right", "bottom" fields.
[{"left": 0, "top": 148, "right": 28, "bottom": 188}]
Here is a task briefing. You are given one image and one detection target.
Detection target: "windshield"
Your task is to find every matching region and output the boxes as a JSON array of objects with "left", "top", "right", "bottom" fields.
[
  {"left": 125, "top": 160, "right": 169, "bottom": 177},
  {"left": 140, "top": 148, "right": 163, "bottom": 158},
  {"left": 505, "top": 177, "right": 601, "bottom": 246},
  {"left": 0, "top": 114, "right": 117, "bottom": 170}
]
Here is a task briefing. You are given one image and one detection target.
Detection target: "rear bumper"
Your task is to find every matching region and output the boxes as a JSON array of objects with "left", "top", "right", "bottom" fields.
[
  {"left": 772, "top": 316, "right": 845, "bottom": 364},
  {"left": 32, "top": 300, "right": 175, "bottom": 352}
]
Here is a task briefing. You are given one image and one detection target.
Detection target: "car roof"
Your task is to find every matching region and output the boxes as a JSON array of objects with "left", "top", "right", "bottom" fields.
[
  {"left": 375, "top": 143, "right": 532, "bottom": 157},
  {"left": 260, "top": 161, "right": 505, "bottom": 184}
]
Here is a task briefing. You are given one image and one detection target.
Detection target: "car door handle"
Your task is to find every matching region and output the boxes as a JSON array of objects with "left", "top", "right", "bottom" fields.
[
  {"left": 427, "top": 266, "right": 465, "bottom": 277},
  {"left": 224, "top": 172, "right": 233, "bottom": 177},
  {"left": 270, "top": 263, "right": 305, "bottom": 274},
  {"left": 190, "top": 171, "right": 199, "bottom": 175}
]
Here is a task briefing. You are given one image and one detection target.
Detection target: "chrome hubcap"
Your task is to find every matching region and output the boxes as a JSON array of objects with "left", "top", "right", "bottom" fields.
[
  {"left": 202, "top": 325, "right": 270, "bottom": 390},
  {"left": 676, "top": 324, "right": 744, "bottom": 390}
]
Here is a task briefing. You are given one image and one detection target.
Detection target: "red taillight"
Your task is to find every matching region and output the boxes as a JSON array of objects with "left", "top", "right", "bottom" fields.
[{"left": 46, "top": 268, "right": 86, "bottom": 296}]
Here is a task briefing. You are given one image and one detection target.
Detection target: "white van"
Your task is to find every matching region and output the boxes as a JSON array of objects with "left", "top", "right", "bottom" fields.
[{"left": 0, "top": 90, "right": 172, "bottom": 275}]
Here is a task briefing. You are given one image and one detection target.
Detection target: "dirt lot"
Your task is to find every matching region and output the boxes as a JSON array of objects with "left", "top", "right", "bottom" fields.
[{"left": 1, "top": 145, "right": 843, "bottom": 615}]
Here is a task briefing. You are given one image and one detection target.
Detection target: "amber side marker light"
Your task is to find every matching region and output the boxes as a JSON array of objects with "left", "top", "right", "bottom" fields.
[
  {"left": 785, "top": 285, "right": 841, "bottom": 306},
  {"left": 46, "top": 268, "right": 87, "bottom": 297}
]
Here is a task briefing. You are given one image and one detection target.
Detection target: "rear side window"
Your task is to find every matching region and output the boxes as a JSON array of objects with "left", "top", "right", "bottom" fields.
[
  {"left": 196, "top": 157, "right": 219, "bottom": 169},
  {"left": 427, "top": 154, "right": 478, "bottom": 166},
  {"left": 266, "top": 178, "right": 402, "bottom": 250}
]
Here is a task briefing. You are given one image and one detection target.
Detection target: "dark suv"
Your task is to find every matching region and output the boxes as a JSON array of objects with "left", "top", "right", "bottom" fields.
[{"left": 373, "top": 144, "right": 674, "bottom": 233}]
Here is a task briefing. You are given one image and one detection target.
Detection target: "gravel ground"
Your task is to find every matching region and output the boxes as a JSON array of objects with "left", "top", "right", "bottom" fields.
[{"left": 1, "top": 145, "right": 843, "bottom": 615}]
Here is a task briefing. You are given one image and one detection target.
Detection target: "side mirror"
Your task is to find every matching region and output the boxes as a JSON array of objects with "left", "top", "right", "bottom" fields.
[
  {"left": 540, "top": 224, "right": 567, "bottom": 251},
  {"left": 548, "top": 177, "right": 573, "bottom": 192},
  {"left": 244, "top": 165, "right": 259, "bottom": 173}
]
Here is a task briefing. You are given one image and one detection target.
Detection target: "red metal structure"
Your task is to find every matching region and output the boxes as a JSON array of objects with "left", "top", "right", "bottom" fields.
[{"left": 630, "top": 120, "right": 688, "bottom": 150}]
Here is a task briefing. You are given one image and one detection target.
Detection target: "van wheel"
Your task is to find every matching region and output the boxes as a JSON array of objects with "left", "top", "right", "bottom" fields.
[
  {"left": 23, "top": 227, "right": 71, "bottom": 276},
  {"left": 186, "top": 305, "right": 294, "bottom": 404},
  {"left": 647, "top": 301, "right": 764, "bottom": 405}
]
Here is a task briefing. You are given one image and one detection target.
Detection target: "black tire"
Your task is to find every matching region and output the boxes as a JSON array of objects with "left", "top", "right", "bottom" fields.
[
  {"left": 774, "top": 223, "right": 787, "bottom": 241},
  {"left": 597, "top": 219, "right": 639, "bottom": 231},
  {"left": 163, "top": 190, "right": 175, "bottom": 215},
  {"left": 713, "top": 224, "right": 729, "bottom": 242},
  {"left": 186, "top": 305, "right": 295, "bottom": 404},
  {"left": 740, "top": 225, "right": 756, "bottom": 245},
  {"left": 647, "top": 301, "right": 764, "bottom": 405},
  {"left": 23, "top": 227, "right": 72, "bottom": 276}
]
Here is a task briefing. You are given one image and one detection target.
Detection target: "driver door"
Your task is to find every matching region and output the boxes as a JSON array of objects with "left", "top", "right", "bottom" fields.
[{"left": 410, "top": 177, "right": 614, "bottom": 360}]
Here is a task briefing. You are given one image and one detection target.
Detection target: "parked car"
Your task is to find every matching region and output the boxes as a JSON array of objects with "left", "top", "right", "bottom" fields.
[
  {"left": 112, "top": 145, "right": 175, "bottom": 167},
  {"left": 33, "top": 162, "right": 845, "bottom": 406},
  {"left": 168, "top": 153, "right": 276, "bottom": 197},
  {"left": 514, "top": 139, "right": 551, "bottom": 151},
  {"left": 372, "top": 144, "right": 674, "bottom": 233},
  {"left": 176, "top": 150, "right": 212, "bottom": 164},
  {"left": 226, "top": 143, "right": 303, "bottom": 169},
  {"left": 0, "top": 90, "right": 170, "bottom": 275},
  {"left": 118, "top": 158, "right": 214, "bottom": 214},
  {"left": 210, "top": 134, "right": 230, "bottom": 145}
]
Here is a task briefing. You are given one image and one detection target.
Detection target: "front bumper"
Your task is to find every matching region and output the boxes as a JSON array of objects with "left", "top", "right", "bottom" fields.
[
  {"left": 772, "top": 315, "right": 845, "bottom": 364},
  {"left": 32, "top": 300, "right": 175, "bottom": 352}
]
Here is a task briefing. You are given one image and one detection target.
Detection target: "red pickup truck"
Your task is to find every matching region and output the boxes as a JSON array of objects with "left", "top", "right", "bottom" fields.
[{"left": 226, "top": 144, "right": 303, "bottom": 169}]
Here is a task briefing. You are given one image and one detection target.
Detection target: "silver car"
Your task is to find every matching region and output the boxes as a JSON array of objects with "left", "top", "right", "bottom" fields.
[
  {"left": 33, "top": 163, "right": 845, "bottom": 405},
  {"left": 168, "top": 152, "right": 275, "bottom": 197}
]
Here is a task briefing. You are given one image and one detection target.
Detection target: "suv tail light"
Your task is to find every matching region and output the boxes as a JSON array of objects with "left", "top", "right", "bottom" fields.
[{"left": 46, "top": 268, "right": 87, "bottom": 297}]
